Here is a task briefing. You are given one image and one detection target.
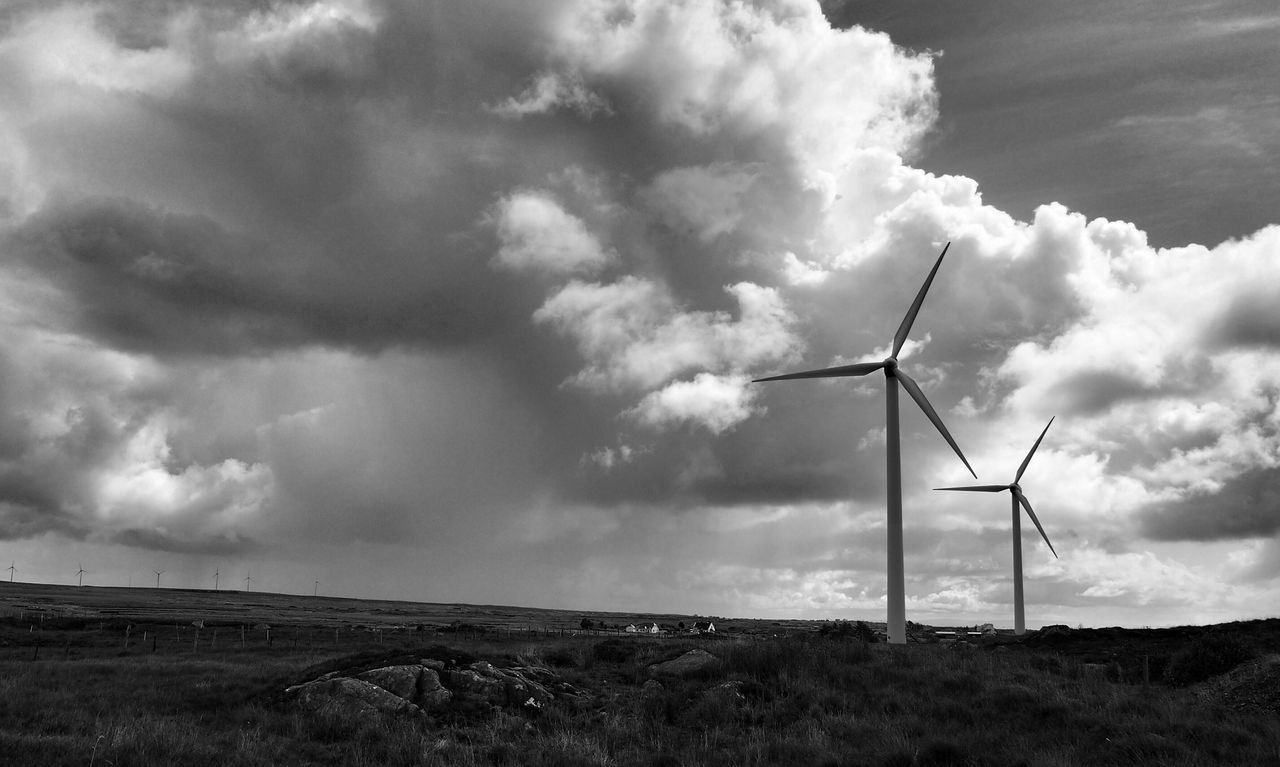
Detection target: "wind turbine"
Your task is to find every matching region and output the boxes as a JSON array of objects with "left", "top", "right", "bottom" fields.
[
  {"left": 935, "top": 417, "right": 1058, "bottom": 635},
  {"left": 754, "top": 242, "right": 975, "bottom": 644},
  {"left": 76, "top": 563, "right": 86, "bottom": 587},
  {"left": 7, "top": 562, "right": 14, "bottom": 582},
  {"left": 314, "top": 579, "right": 319, "bottom": 597},
  {"left": 244, "top": 571, "right": 251, "bottom": 592},
  {"left": 153, "top": 569, "right": 165, "bottom": 589},
  {"left": 213, "top": 569, "right": 219, "bottom": 591}
]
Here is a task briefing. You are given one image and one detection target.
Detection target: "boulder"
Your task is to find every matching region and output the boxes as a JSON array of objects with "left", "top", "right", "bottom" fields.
[
  {"left": 648, "top": 649, "right": 720, "bottom": 678},
  {"left": 445, "top": 668, "right": 508, "bottom": 705},
  {"left": 356, "top": 665, "right": 421, "bottom": 700},
  {"left": 417, "top": 667, "right": 453, "bottom": 710},
  {"left": 288, "top": 677, "right": 423, "bottom": 720}
]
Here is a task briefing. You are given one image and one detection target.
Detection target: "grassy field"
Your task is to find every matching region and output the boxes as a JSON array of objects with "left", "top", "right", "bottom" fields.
[{"left": 1, "top": 583, "right": 1277, "bottom": 766}]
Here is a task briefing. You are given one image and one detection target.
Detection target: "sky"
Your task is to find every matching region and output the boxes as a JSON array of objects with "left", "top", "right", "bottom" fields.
[{"left": 1, "top": 0, "right": 1278, "bottom": 629}]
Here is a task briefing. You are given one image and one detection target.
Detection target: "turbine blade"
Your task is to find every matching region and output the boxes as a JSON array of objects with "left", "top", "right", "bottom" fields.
[
  {"left": 753, "top": 361, "right": 884, "bottom": 383},
  {"left": 934, "top": 485, "right": 1011, "bottom": 492},
  {"left": 892, "top": 242, "right": 950, "bottom": 357},
  {"left": 1015, "top": 416, "right": 1056, "bottom": 483},
  {"left": 1015, "top": 490, "right": 1058, "bottom": 558},
  {"left": 896, "top": 368, "right": 977, "bottom": 478}
]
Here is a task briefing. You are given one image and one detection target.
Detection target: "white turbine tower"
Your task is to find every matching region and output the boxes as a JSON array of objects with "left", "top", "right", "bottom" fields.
[
  {"left": 153, "top": 569, "right": 165, "bottom": 589},
  {"left": 936, "top": 417, "right": 1058, "bottom": 635},
  {"left": 213, "top": 569, "right": 220, "bottom": 591},
  {"left": 76, "top": 563, "right": 86, "bottom": 587},
  {"left": 244, "top": 571, "right": 251, "bottom": 592},
  {"left": 7, "top": 562, "right": 14, "bottom": 582},
  {"left": 754, "top": 243, "right": 976, "bottom": 644}
]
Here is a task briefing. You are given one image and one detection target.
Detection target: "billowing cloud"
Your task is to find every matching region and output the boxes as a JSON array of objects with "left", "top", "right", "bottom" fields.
[{"left": 490, "top": 191, "right": 613, "bottom": 275}]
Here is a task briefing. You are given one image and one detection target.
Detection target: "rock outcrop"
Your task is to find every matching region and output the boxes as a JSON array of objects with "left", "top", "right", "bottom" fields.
[
  {"left": 286, "top": 656, "right": 587, "bottom": 721},
  {"left": 648, "top": 649, "right": 720, "bottom": 678}
]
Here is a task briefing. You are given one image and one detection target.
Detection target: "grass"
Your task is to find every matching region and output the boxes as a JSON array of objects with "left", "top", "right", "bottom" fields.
[{"left": 1, "top": 625, "right": 1276, "bottom": 766}]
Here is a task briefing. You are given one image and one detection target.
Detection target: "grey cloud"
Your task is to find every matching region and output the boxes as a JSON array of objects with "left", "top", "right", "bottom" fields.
[
  {"left": 112, "top": 527, "right": 261, "bottom": 556},
  {"left": 8, "top": 197, "right": 511, "bottom": 355},
  {"left": 1140, "top": 467, "right": 1280, "bottom": 541},
  {"left": 1209, "top": 289, "right": 1280, "bottom": 350}
]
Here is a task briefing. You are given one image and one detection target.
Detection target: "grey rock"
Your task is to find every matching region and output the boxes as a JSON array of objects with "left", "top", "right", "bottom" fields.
[
  {"left": 418, "top": 667, "right": 453, "bottom": 710},
  {"left": 648, "top": 649, "right": 720, "bottom": 678},
  {"left": 356, "top": 665, "right": 421, "bottom": 700},
  {"left": 289, "top": 677, "right": 422, "bottom": 720}
]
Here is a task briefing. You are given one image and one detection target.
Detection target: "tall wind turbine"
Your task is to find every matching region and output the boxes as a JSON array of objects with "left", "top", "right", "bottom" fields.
[
  {"left": 936, "top": 417, "right": 1058, "bottom": 635},
  {"left": 7, "top": 562, "right": 14, "bottom": 582},
  {"left": 213, "top": 569, "right": 219, "bottom": 591},
  {"left": 754, "top": 243, "right": 975, "bottom": 644},
  {"left": 244, "top": 571, "right": 251, "bottom": 592},
  {"left": 76, "top": 563, "right": 86, "bottom": 587},
  {"left": 153, "top": 569, "right": 165, "bottom": 589},
  {"left": 314, "top": 579, "right": 319, "bottom": 597}
]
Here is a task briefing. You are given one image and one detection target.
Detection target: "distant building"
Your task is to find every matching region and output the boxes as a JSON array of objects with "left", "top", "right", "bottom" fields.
[
  {"left": 693, "top": 621, "right": 716, "bottom": 634},
  {"left": 624, "top": 624, "right": 638, "bottom": 633},
  {"left": 647, "top": 623, "right": 660, "bottom": 634}
]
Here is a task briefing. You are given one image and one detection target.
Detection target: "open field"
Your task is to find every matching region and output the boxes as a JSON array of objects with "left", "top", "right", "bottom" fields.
[{"left": 1, "top": 582, "right": 1278, "bottom": 766}]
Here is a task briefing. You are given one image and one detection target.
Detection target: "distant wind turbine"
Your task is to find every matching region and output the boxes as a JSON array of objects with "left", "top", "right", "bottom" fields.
[
  {"left": 936, "top": 417, "right": 1058, "bottom": 635},
  {"left": 244, "top": 571, "right": 251, "bottom": 592},
  {"left": 754, "top": 242, "right": 975, "bottom": 644},
  {"left": 314, "top": 579, "right": 319, "bottom": 597},
  {"left": 153, "top": 569, "right": 165, "bottom": 589},
  {"left": 76, "top": 563, "right": 86, "bottom": 587},
  {"left": 7, "top": 562, "right": 14, "bottom": 582},
  {"left": 213, "top": 569, "right": 219, "bottom": 591}
]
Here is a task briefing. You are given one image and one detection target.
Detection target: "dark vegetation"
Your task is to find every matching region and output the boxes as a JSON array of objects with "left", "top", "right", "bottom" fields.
[{"left": 0, "top": 585, "right": 1277, "bottom": 766}]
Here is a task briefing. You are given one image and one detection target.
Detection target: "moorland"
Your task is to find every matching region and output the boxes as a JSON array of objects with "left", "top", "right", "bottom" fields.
[{"left": 1, "top": 581, "right": 1277, "bottom": 766}]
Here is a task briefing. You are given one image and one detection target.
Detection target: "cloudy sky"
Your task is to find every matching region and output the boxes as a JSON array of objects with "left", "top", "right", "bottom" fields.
[{"left": 2, "top": 0, "right": 1278, "bottom": 629}]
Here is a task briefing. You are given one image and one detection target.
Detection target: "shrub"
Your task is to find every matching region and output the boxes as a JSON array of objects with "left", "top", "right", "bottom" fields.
[
  {"left": 1163, "top": 634, "right": 1256, "bottom": 687},
  {"left": 591, "top": 639, "right": 637, "bottom": 664}
]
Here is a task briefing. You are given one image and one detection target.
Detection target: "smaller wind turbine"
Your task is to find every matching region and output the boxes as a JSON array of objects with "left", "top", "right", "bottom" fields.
[
  {"left": 213, "top": 569, "right": 220, "bottom": 591},
  {"left": 244, "top": 571, "right": 251, "bottom": 592},
  {"left": 314, "top": 579, "right": 319, "bottom": 597},
  {"left": 76, "top": 563, "right": 86, "bottom": 587},
  {"left": 936, "top": 417, "right": 1058, "bottom": 635},
  {"left": 153, "top": 569, "right": 165, "bottom": 589},
  {"left": 7, "top": 562, "right": 14, "bottom": 582}
]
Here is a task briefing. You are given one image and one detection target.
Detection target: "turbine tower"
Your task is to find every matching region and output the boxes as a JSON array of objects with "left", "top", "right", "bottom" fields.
[
  {"left": 244, "top": 571, "right": 251, "bottom": 592},
  {"left": 153, "top": 569, "right": 165, "bottom": 589},
  {"left": 76, "top": 563, "right": 86, "bottom": 587},
  {"left": 314, "top": 579, "right": 319, "bottom": 597},
  {"left": 936, "top": 417, "right": 1058, "bottom": 635},
  {"left": 7, "top": 562, "right": 14, "bottom": 582},
  {"left": 213, "top": 569, "right": 219, "bottom": 591},
  {"left": 754, "top": 242, "right": 975, "bottom": 644}
]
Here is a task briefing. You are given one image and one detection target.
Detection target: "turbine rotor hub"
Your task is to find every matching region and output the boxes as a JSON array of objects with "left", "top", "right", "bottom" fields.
[
  {"left": 884, "top": 356, "right": 898, "bottom": 371},
  {"left": 1011, "top": 483, "right": 1021, "bottom": 494}
]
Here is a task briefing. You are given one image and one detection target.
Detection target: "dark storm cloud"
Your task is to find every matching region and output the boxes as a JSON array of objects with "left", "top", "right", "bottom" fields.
[
  {"left": 7, "top": 197, "right": 501, "bottom": 355},
  {"left": 1141, "top": 467, "right": 1280, "bottom": 541},
  {"left": 112, "top": 527, "right": 260, "bottom": 556}
]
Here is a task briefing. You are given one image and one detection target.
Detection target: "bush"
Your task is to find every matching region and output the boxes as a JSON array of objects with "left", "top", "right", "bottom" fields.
[
  {"left": 591, "top": 638, "right": 638, "bottom": 664},
  {"left": 1163, "top": 634, "right": 1256, "bottom": 687}
]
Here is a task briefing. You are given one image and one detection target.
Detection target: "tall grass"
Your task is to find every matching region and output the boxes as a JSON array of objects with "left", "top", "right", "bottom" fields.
[{"left": 0, "top": 634, "right": 1277, "bottom": 766}]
